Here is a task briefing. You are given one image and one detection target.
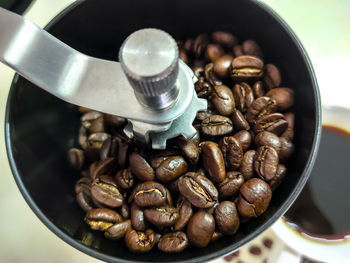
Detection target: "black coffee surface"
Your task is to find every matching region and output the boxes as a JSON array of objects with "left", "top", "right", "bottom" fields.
[{"left": 285, "top": 125, "right": 350, "bottom": 239}]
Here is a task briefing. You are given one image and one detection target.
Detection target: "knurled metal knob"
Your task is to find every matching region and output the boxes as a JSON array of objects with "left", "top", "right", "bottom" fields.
[{"left": 119, "top": 28, "right": 179, "bottom": 110}]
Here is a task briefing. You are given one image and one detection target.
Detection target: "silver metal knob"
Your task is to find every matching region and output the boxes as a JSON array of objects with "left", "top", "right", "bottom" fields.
[{"left": 119, "top": 28, "right": 179, "bottom": 110}]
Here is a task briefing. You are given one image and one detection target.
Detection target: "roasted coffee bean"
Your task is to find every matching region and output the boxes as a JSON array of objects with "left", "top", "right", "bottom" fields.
[
  {"left": 214, "top": 201, "right": 240, "bottom": 235},
  {"left": 81, "top": 111, "right": 105, "bottom": 133},
  {"left": 219, "top": 136, "right": 243, "bottom": 170},
  {"left": 196, "top": 106, "right": 216, "bottom": 121},
  {"left": 211, "top": 231, "right": 224, "bottom": 242},
  {"left": 219, "top": 171, "right": 245, "bottom": 199},
  {"left": 264, "top": 64, "right": 281, "bottom": 90},
  {"left": 204, "top": 63, "right": 223, "bottom": 86},
  {"left": 205, "top": 43, "right": 225, "bottom": 62},
  {"left": 129, "top": 152, "right": 155, "bottom": 181},
  {"left": 125, "top": 229, "right": 156, "bottom": 253},
  {"left": 266, "top": 87, "right": 295, "bottom": 111},
  {"left": 202, "top": 115, "right": 233, "bottom": 136},
  {"left": 212, "top": 31, "right": 237, "bottom": 49},
  {"left": 233, "top": 82, "right": 254, "bottom": 113},
  {"left": 192, "top": 65, "right": 204, "bottom": 78},
  {"left": 176, "top": 137, "right": 200, "bottom": 165},
  {"left": 187, "top": 211, "right": 215, "bottom": 247},
  {"left": 201, "top": 141, "right": 226, "bottom": 182},
  {"left": 269, "top": 164, "right": 287, "bottom": 191},
  {"left": 233, "top": 45, "right": 244, "bottom": 57},
  {"left": 158, "top": 232, "right": 188, "bottom": 253},
  {"left": 246, "top": 96, "right": 277, "bottom": 124},
  {"left": 75, "top": 177, "right": 92, "bottom": 194},
  {"left": 281, "top": 112, "right": 295, "bottom": 141},
  {"left": 133, "top": 181, "right": 167, "bottom": 207},
  {"left": 78, "top": 106, "right": 91, "bottom": 113},
  {"left": 195, "top": 77, "right": 212, "bottom": 98},
  {"left": 91, "top": 175, "right": 124, "bottom": 207},
  {"left": 68, "top": 148, "right": 85, "bottom": 170},
  {"left": 193, "top": 34, "right": 209, "bottom": 58},
  {"left": 183, "top": 39, "right": 194, "bottom": 54},
  {"left": 237, "top": 178, "right": 272, "bottom": 218},
  {"left": 156, "top": 156, "right": 188, "bottom": 182},
  {"left": 253, "top": 81, "right": 265, "bottom": 98},
  {"left": 115, "top": 168, "right": 135, "bottom": 190},
  {"left": 131, "top": 202, "right": 147, "bottom": 231},
  {"left": 255, "top": 131, "right": 281, "bottom": 153},
  {"left": 231, "top": 109, "right": 250, "bottom": 130},
  {"left": 100, "top": 137, "right": 112, "bottom": 161},
  {"left": 117, "top": 139, "right": 129, "bottom": 167},
  {"left": 279, "top": 137, "right": 294, "bottom": 161},
  {"left": 165, "top": 188, "right": 173, "bottom": 206},
  {"left": 76, "top": 186, "right": 94, "bottom": 212},
  {"left": 86, "top": 132, "right": 111, "bottom": 159},
  {"left": 121, "top": 203, "right": 130, "bottom": 219},
  {"left": 178, "top": 172, "right": 218, "bottom": 208},
  {"left": 144, "top": 206, "right": 179, "bottom": 227},
  {"left": 179, "top": 48, "right": 189, "bottom": 64},
  {"left": 167, "top": 178, "right": 179, "bottom": 194},
  {"left": 211, "top": 85, "right": 235, "bottom": 116},
  {"left": 78, "top": 126, "right": 88, "bottom": 150},
  {"left": 104, "top": 114, "right": 127, "bottom": 128},
  {"left": 240, "top": 150, "right": 257, "bottom": 180},
  {"left": 231, "top": 55, "right": 264, "bottom": 81},
  {"left": 85, "top": 208, "right": 122, "bottom": 231},
  {"left": 233, "top": 130, "right": 252, "bottom": 150},
  {"left": 242, "top": 40, "right": 263, "bottom": 59},
  {"left": 254, "top": 146, "right": 279, "bottom": 181},
  {"left": 254, "top": 113, "right": 288, "bottom": 136},
  {"left": 150, "top": 149, "right": 179, "bottom": 168},
  {"left": 213, "top": 54, "right": 234, "bottom": 79},
  {"left": 174, "top": 197, "right": 193, "bottom": 231},
  {"left": 105, "top": 220, "right": 131, "bottom": 240},
  {"left": 90, "top": 157, "right": 117, "bottom": 180}
]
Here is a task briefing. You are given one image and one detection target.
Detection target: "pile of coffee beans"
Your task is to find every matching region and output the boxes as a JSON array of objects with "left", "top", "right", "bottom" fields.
[{"left": 68, "top": 31, "right": 295, "bottom": 253}]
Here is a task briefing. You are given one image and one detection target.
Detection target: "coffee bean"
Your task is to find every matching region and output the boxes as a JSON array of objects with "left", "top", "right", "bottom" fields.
[
  {"left": 76, "top": 189, "right": 94, "bottom": 212},
  {"left": 231, "top": 55, "right": 264, "bottom": 81},
  {"left": 144, "top": 206, "right": 179, "bottom": 227},
  {"left": 156, "top": 156, "right": 188, "bottom": 182},
  {"left": 263, "top": 238, "right": 273, "bottom": 249},
  {"left": 219, "top": 136, "right": 243, "bottom": 170},
  {"left": 174, "top": 197, "right": 193, "bottom": 231},
  {"left": 68, "top": 148, "right": 85, "bottom": 170},
  {"left": 281, "top": 112, "right": 295, "bottom": 141},
  {"left": 195, "top": 77, "right": 212, "bottom": 98},
  {"left": 183, "top": 39, "right": 194, "bottom": 55},
  {"left": 211, "top": 231, "right": 223, "bottom": 242},
  {"left": 104, "top": 220, "right": 131, "bottom": 240},
  {"left": 90, "top": 157, "right": 117, "bottom": 180},
  {"left": 129, "top": 152, "right": 155, "bottom": 181},
  {"left": 233, "top": 45, "right": 244, "bottom": 57},
  {"left": 91, "top": 175, "right": 124, "bottom": 207},
  {"left": 204, "top": 63, "right": 223, "bottom": 86},
  {"left": 202, "top": 115, "right": 233, "bottom": 136},
  {"left": 187, "top": 211, "right": 215, "bottom": 247},
  {"left": 179, "top": 48, "right": 189, "bottom": 64},
  {"left": 117, "top": 138, "right": 130, "bottom": 168},
  {"left": 78, "top": 106, "right": 92, "bottom": 113},
  {"left": 264, "top": 64, "right": 281, "bottom": 90},
  {"left": 104, "top": 114, "right": 127, "bottom": 128},
  {"left": 219, "top": 171, "right": 245, "bottom": 199},
  {"left": 205, "top": 43, "right": 225, "bottom": 62},
  {"left": 75, "top": 177, "right": 92, "bottom": 194},
  {"left": 130, "top": 202, "right": 147, "bottom": 231},
  {"left": 85, "top": 208, "right": 122, "bottom": 231},
  {"left": 233, "top": 130, "right": 252, "bottom": 150},
  {"left": 231, "top": 109, "right": 250, "bottom": 131},
  {"left": 254, "top": 113, "right": 288, "bottom": 136},
  {"left": 158, "top": 231, "right": 188, "bottom": 253},
  {"left": 233, "top": 82, "right": 254, "bottom": 113},
  {"left": 214, "top": 201, "right": 240, "bottom": 235},
  {"left": 238, "top": 178, "right": 272, "bottom": 218},
  {"left": 125, "top": 229, "right": 156, "bottom": 253},
  {"left": 212, "top": 31, "right": 237, "bottom": 49},
  {"left": 78, "top": 126, "right": 88, "bottom": 150},
  {"left": 100, "top": 137, "right": 112, "bottom": 161},
  {"left": 81, "top": 111, "right": 105, "bottom": 133},
  {"left": 120, "top": 203, "right": 130, "bottom": 219},
  {"left": 115, "top": 168, "right": 135, "bottom": 190},
  {"left": 249, "top": 245, "right": 262, "bottom": 255},
  {"left": 242, "top": 40, "right": 263, "bottom": 59},
  {"left": 246, "top": 96, "right": 277, "bottom": 124},
  {"left": 279, "top": 137, "right": 294, "bottom": 161},
  {"left": 269, "top": 164, "right": 287, "bottom": 191},
  {"left": 193, "top": 34, "right": 209, "bottom": 58},
  {"left": 178, "top": 172, "right": 218, "bottom": 208},
  {"left": 255, "top": 131, "right": 281, "bottom": 153},
  {"left": 133, "top": 181, "right": 167, "bottom": 207},
  {"left": 213, "top": 54, "right": 234, "bottom": 79},
  {"left": 240, "top": 150, "right": 257, "bottom": 180},
  {"left": 86, "top": 132, "right": 111, "bottom": 160},
  {"left": 176, "top": 137, "right": 200, "bottom": 165},
  {"left": 201, "top": 141, "right": 226, "bottom": 182},
  {"left": 266, "top": 87, "right": 294, "bottom": 111},
  {"left": 254, "top": 145, "right": 279, "bottom": 181},
  {"left": 211, "top": 85, "right": 235, "bottom": 116},
  {"left": 253, "top": 81, "right": 266, "bottom": 98}
]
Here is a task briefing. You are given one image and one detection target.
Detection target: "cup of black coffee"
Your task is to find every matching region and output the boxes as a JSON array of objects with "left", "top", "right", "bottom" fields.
[{"left": 5, "top": 0, "right": 321, "bottom": 262}]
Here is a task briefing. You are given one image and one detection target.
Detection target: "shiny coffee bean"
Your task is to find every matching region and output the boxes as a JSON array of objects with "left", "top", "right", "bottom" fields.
[
  {"left": 91, "top": 175, "right": 124, "bottom": 207},
  {"left": 219, "top": 171, "right": 245, "bottom": 199},
  {"left": 100, "top": 137, "right": 112, "bottom": 161},
  {"left": 78, "top": 106, "right": 92, "bottom": 113},
  {"left": 279, "top": 137, "right": 294, "bottom": 161},
  {"left": 117, "top": 138, "right": 130, "bottom": 168},
  {"left": 75, "top": 177, "right": 92, "bottom": 194},
  {"left": 231, "top": 109, "right": 250, "bottom": 131},
  {"left": 233, "top": 82, "right": 254, "bottom": 113},
  {"left": 105, "top": 220, "right": 131, "bottom": 240},
  {"left": 129, "top": 152, "right": 155, "bottom": 181},
  {"left": 253, "top": 81, "right": 266, "bottom": 98},
  {"left": 68, "top": 148, "right": 85, "bottom": 170},
  {"left": 104, "top": 114, "right": 127, "bottom": 128},
  {"left": 125, "top": 229, "right": 156, "bottom": 253},
  {"left": 211, "top": 31, "right": 237, "bottom": 49},
  {"left": 76, "top": 190, "right": 94, "bottom": 212},
  {"left": 81, "top": 111, "right": 105, "bottom": 133},
  {"left": 85, "top": 208, "right": 122, "bottom": 231},
  {"left": 242, "top": 40, "right": 263, "bottom": 59},
  {"left": 195, "top": 77, "right": 212, "bottom": 98},
  {"left": 237, "top": 178, "right": 272, "bottom": 218},
  {"left": 144, "top": 206, "right": 179, "bottom": 227},
  {"left": 174, "top": 196, "right": 193, "bottom": 231},
  {"left": 196, "top": 106, "right": 216, "bottom": 121},
  {"left": 254, "top": 113, "right": 288, "bottom": 136},
  {"left": 205, "top": 43, "right": 225, "bottom": 62},
  {"left": 269, "top": 164, "right": 287, "bottom": 191},
  {"left": 165, "top": 188, "right": 173, "bottom": 206},
  {"left": 90, "top": 157, "right": 117, "bottom": 180},
  {"left": 281, "top": 112, "right": 295, "bottom": 141},
  {"left": 183, "top": 39, "right": 194, "bottom": 54},
  {"left": 78, "top": 126, "right": 88, "bottom": 150},
  {"left": 121, "top": 203, "right": 130, "bottom": 219},
  {"left": 219, "top": 136, "right": 243, "bottom": 170},
  {"left": 255, "top": 131, "right": 281, "bottom": 153},
  {"left": 201, "top": 141, "right": 226, "bottom": 182},
  {"left": 187, "top": 211, "right": 215, "bottom": 247},
  {"left": 254, "top": 145, "right": 279, "bottom": 181},
  {"left": 176, "top": 137, "right": 200, "bottom": 165},
  {"left": 115, "top": 168, "right": 135, "bottom": 190},
  {"left": 202, "top": 115, "right": 233, "bottom": 136},
  {"left": 133, "top": 181, "right": 167, "bottom": 207},
  {"left": 86, "top": 132, "right": 111, "bottom": 159},
  {"left": 246, "top": 96, "right": 277, "bottom": 124},
  {"left": 178, "top": 172, "right": 218, "bottom": 208},
  {"left": 193, "top": 34, "right": 209, "bottom": 58},
  {"left": 231, "top": 55, "right": 264, "bottom": 81},
  {"left": 233, "top": 130, "right": 252, "bottom": 150},
  {"left": 233, "top": 44, "right": 244, "bottom": 57},
  {"left": 179, "top": 48, "right": 189, "bottom": 64},
  {"left": 266, "top": 87, "right": 295, "bottom": 111},
  {"left": 264, "top": 64, "right": 281, "bottom": 90},
  {"left": 211, "top": 85, "right": 235, "bottom": 116},
  {"left": 158, "top": 232, "right": 188, "bottom": 253},
  {"left": 213, "top": 54, "right": 234, "bottom": 79},
  {"left": 204, "top": 63, "right": 223, "bottom": 86},
  {"left": 240, "top": 150, "right": 257, "bottom": 180},
  {"left": 131, "top": 202, "right": 147, "bottom": 231},
  {"left": 214, "top": 201, "right": 240, "bottom": 235},
  {"left": 211, "top": 231, "right": 224, "bottom": 242},
  {"left": 156, "top": 156, "right": 188, "bottom": 182}
]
